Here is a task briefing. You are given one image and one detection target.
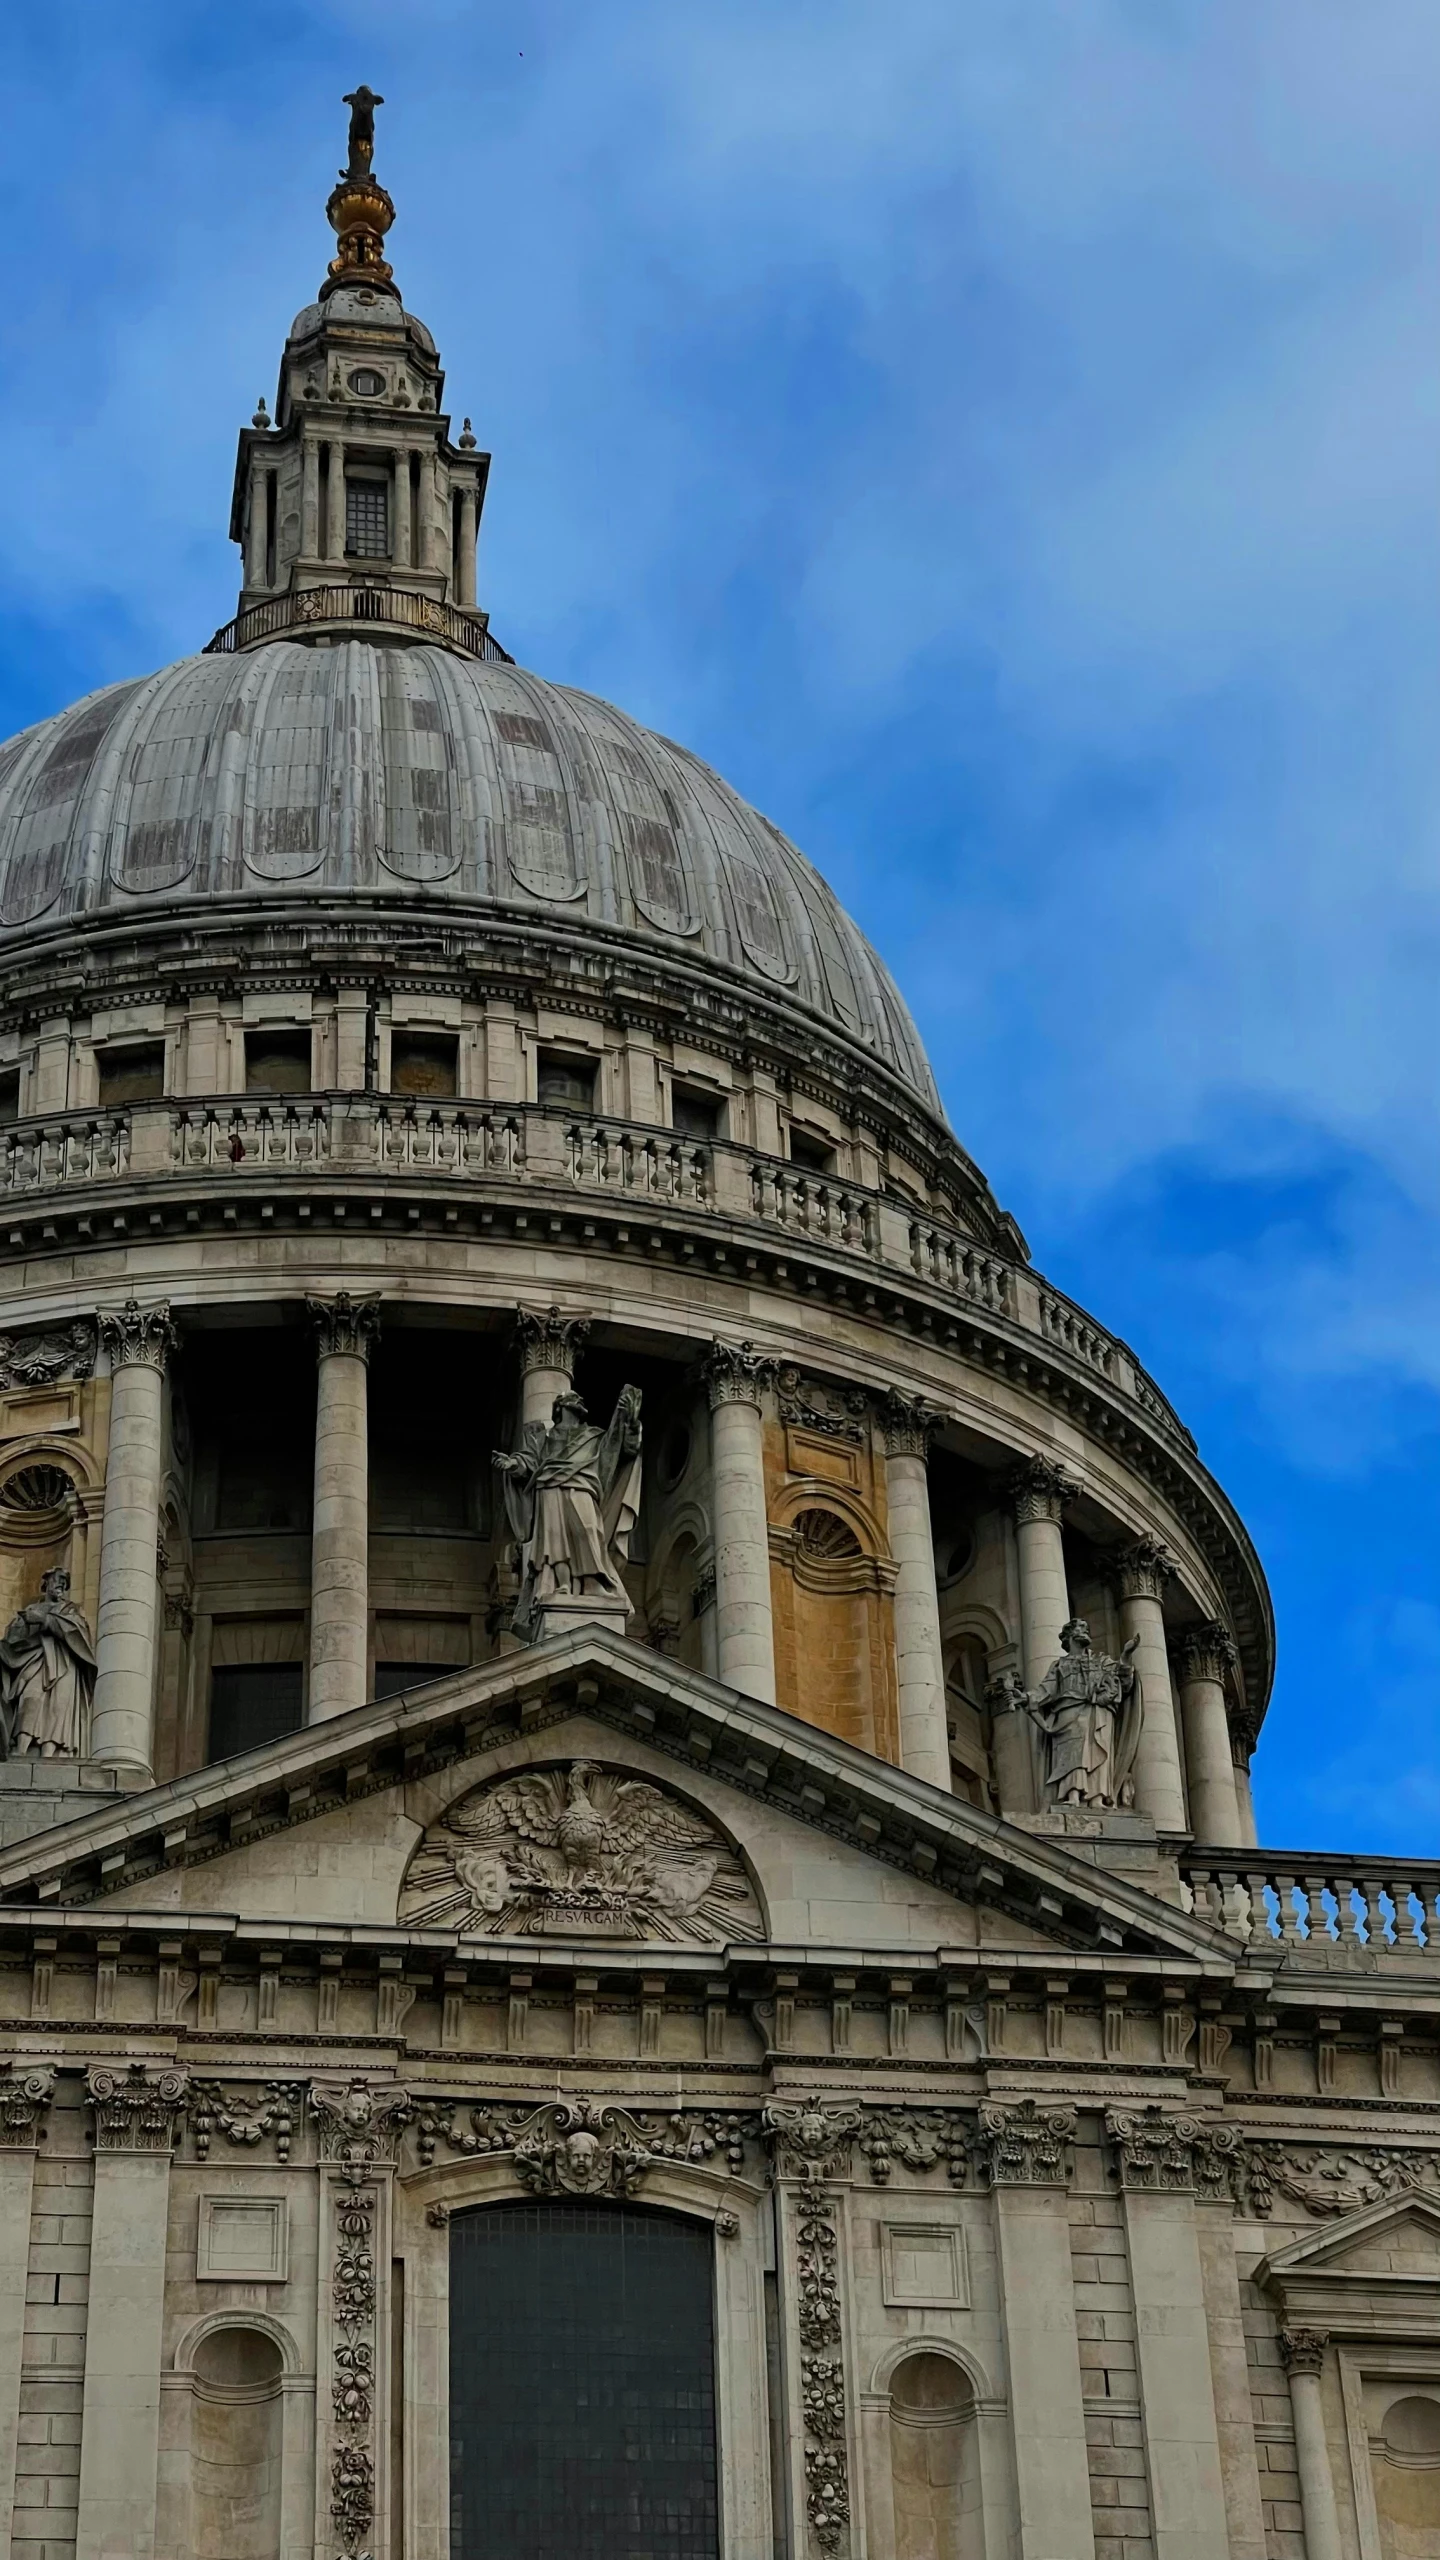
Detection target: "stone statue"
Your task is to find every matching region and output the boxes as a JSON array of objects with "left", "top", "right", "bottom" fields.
[
  {"left": 0, "top": 1567, "right": 96, "bottom": 1760},
  {"left": 1022, "top": 1617, "right": 1142, "bottom": 1810},
  {"left": 342, "top": 86, "right": 384, "bottom": 179},
  {"left": 494, "top": 1386, "right": 642, "bottom": 1640}
]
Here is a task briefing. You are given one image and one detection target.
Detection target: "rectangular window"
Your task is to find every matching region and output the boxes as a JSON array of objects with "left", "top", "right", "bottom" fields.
[
  {"left": 346, "top": 476, "right": 390, "bottom": 558},
  {"left": 788, "top": 1126, "right": 834, "bottom": 1174},
  {"left": 245, "top": 1029, "right": 312, "bottom": 1094},
  {"left": 208, "top": 1664, "right": 304, "bottom": 1762},
  {"left": 391, "top": 1032, "right": 458, "bottom": 1098},
  {"left": 97, "top": 1042, "right": 165, "bottom": 1106},
  {"left": 536, "top": 1048, "right": 597, "bottom": 1111},
  {"left": 671, "top": 1084, "right": 723, "bottom": 1142},
  {"left": 0, "top": 1070, "right": 21, "bottom": 1127}
]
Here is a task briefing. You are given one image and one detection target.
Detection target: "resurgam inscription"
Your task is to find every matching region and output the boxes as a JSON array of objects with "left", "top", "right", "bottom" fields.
[{"left": 399, "top": 1758, "right": 764, "bottom": 1943}]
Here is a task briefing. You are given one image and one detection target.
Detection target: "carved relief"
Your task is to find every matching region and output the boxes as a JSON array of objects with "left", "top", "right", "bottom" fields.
[
  {"left": 310, "top": 2078, "right": 412, "bottom": 2166},
  {"left": 329, "top": 2168, "right": 380, "bottom": 2555},
  {"left": 418, "top": 2097, "right": 759, "bottom": 2182},
  {"left": 0, "top": 1566, "right": 95, "bottom": 1760},
  {"left": 857, "top": 2108, "right": 971, "bottom": 2185},
  {"left": 1107, "top": 2106, "right": 1201, "bottom": 2192},
  {"left": 0, "top": 2066, "right": 53, "bottom": 2147},
  {"left": 793, "top": 2191, "right": 851, "bottom": 2554},
  {"left": 764, "top": 2101, "right": 862, "bottom": 2184},
  {"left": 1243, "top": 2144, "right": 1440, "bottom": 2221},
  {"left": 0, "top": 1319, "right": 96, "bottom": 1388},
  {"left": 98, "top": 1297, "right": 176, "bottom": 1371},
  {"left": 190, "top": 2080, "right": 304, "bottom": 2162},
  {"left": 399, "top": 1759, "right": 763, "bottom": 1943},
  {"left": 776, "top": 1366, "right": 870, "bottom": 1445}
]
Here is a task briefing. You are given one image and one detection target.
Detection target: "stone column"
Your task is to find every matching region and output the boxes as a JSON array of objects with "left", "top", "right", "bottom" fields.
[
  {"left": 1173, "top": 1623, "right": 1243, "bottom": 1845},
  {"left": 1279, "top": 2331, "right": 1343, "bottom": 2560},
  {"left": 243, "top": 466, "right": 267, "bottom": 590},
  {"left": 301, "top": 434, "right": 319, "bottom": 558},
  {"left": 879, "top": 1392, "right": 949, "bottom": 1791},
  {"left": 704, "top": 1342, "right": 777, "bottom": 1706},
  {"left": 979, "top": 2101, "right": 1095, "bottom": 2560},
  {"left": 457, "top": 483, "right": 478, "bottom": 605},
  {"left": 307, "top": 1294, "right": 380, "bottom": 1722},
  {"left": 91, "top": 1299, "right": 176, "bottom": 1774},
  {"left": 1106, "top": 2110, "right": 1229, "bottom": 2560},
  {"left": 75, "top": 2064, "right": 189, "bottom": 2560},
  {"left": 326, "top": 439, "right": 347, "bottom": 562},
  {"left": 393, "top": 448, "right": 412, "bottom": 574},
  {"left": 1114, "top": 1538, "right": 1188, "bottom": 1833},
  {"left": 515, "top": 1303, "right": 591, "bottom": 1429},
  {"left": 0, "top": 2070, "right": 53, "bottom": 2552},
  {"left": 1002, "top": 1458, "right": 1077, "bottom": 1815},
  {"left": 1231, "top": 1714, "right": 1260, "bottom": 1848}
]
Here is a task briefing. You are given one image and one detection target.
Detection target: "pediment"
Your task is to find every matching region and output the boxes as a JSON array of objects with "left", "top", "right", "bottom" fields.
[
  {"left": 0, "top": 1628, "right": 1227, "bottom": 1972},
  {"left": 1264, "top": 2191, "right": 1440, "bottom": 2283}
]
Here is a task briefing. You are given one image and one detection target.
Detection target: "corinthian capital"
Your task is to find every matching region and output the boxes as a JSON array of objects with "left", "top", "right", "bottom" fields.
[
  {"left": 0, "top": 2067, "right": 54, "bottom": 2149},
  {"left": 98, "top": 1297, "right": 176, "bottom": 1372},
  {"left": 1113, "top": 1535, "right": 1175, "bottom": 1602},
  {"left": 1279, "top": 2328, "right": 1328, "bottom": 2377},
  {"left": 1172, "top": 1620, "right": 1238, "bottom": 1685},
  {"left": 977, "top": 2097, "right": 1075, "bottom": 2186},
  {"left": 1006, "top": 1455, "right": 1078, "bottom": 1527},
  {"left": 877, "top": 1390, "right": 939, "bottom": 1459},
  {"left": 703, "top": 1339, "right": 776, "bottom": 1411},
  {"left": 1106, "top": 2105, "right": 1199, "bottom": 2192},
  {"left": 307, "top": 1293, "right": 381, "bottom": 1362},
  {"left": 514, "top": 1304, "right": 591, "bottom": 1378},
  {"left": 86, "top": 2062, "right": 189, "bottom": 2153}
]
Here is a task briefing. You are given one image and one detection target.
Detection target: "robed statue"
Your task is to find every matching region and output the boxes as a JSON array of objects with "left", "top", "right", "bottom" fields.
[
  {"left": 494, "top": 1387, "right": 643, "bottom": 1641},
  {"left": 1022, "top": 1617, "right": 1142, "bottom": 1810},
  {"left": 342, "top": 86, "right": 384, "bottom": 179},
  {"left": 0, "top": 1567, "right": 96, "bottom": 1760}
]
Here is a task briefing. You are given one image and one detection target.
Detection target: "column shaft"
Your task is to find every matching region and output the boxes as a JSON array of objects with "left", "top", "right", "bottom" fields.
[
  {"left": 1282, "top": 2342, "right": 1343, "bottom": 2560},
  {"left": 91, "top": 1304, "right": 174, "bottom": 1774},
  {"left": 1175, "top": 1626, "right": 1242, "bottom": 1844},
  {"left": 1115, "top": 1541, "right": 1187, "bottom": 1831},
  {"left": 457, "top": 485, "right": 478, "bottom": 604},
  {"left": 1003, "top": 1460, "right": 1076, "bottom": 1815},
  {"left": 882, "top": 1402, "right": 949, "bottom": 1790},
  {"left": 393, "top": 449, "right": 412, "bottom": 573},
  {"left": 301, "top": 435, "right": 319, "bottom": 557},
  {"left": 326, "top": 439, "right": 347, "bottom": 561},
  {"left": 307, "top": 1295, "right": 378, "bottom": 1721},
  {"left": 706, "top": 1346, "right": 777, "bottom": 1705},
  {"left": 243, "top": 464, "right": 267, "bottom": 589}
]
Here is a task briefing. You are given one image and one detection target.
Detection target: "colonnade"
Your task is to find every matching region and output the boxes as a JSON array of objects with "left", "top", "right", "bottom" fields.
[{"left": 77, "top": 1298, "right": 1251, "bottom": 1841}]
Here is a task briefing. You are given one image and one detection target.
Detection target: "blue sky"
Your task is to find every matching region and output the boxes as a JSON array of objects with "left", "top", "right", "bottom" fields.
[{"left": 2, "top": 1, "right": 1438, "bottom": 1849}]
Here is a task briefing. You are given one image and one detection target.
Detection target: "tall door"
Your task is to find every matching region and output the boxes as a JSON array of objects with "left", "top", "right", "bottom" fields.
[{"left": 449, "top": 2200, "right": 720, "bottom": 2560}]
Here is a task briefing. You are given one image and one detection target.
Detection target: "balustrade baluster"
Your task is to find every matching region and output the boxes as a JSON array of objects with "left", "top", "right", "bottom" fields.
[
  {"left": 1273, "top": 1873, "right": 1307, "bottom": 1946},
  {"left": 1300, "top": 1874, "right": 1334, "bottom": 1945},
  {"left": 1327, "top": 1875, "right": 1364, "bottom": 1948}
]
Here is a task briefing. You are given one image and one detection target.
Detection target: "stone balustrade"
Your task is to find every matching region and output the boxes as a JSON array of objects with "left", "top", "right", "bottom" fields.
[
  {"left": 0, "top": 1094, "right": 1193, "bottom": 1445},
  {"left": 1182, "top": 1853, "right": 1440, "bottom": 1964}
]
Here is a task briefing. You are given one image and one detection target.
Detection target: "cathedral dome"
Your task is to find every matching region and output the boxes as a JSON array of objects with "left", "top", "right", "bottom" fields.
[{"left": 0, "top": 642, "right": 942, "bottom": 1112}]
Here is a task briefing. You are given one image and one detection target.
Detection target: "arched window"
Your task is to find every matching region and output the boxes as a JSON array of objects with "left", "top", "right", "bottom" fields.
[
  {"left": 888, "top": 2350, "right": 978, "bottom": 2560},
  {"left": 449, "top": 2199, "right": 720, "bottom": 2560}
]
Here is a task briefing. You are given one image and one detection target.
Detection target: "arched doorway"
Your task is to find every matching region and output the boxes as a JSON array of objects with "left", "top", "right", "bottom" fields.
[{"left": 448, "top": 2199, "right": 720, "bottom": 2560}]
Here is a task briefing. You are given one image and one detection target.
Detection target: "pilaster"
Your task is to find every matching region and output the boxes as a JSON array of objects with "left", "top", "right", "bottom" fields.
[
  {"left": 75, "top": 2064, "right": 188, "bottom": 2560},
  {"left": 978, "top": 2100, "right": 1094, "bottom": 2560},
  {"left": 1105, "top": 2107, "right": 1229, "bottom": 2560},
  {"left": 0, "top": 2069, "right": 53, "bottom": 2552}
]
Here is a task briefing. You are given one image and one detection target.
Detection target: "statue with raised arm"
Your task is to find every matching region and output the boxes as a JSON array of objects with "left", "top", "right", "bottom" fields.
[
  {"left": 342, "top": 86, "right": 385, "bottom": 179},
  {"left": 1023, "top": 1617, "right": 1142, "bottom": 1810},
  {"left": 494, "top": 1387, "right": 643, "bottom": 1641},
  {"left": 0, "top": 1567, "right": 96, "bottom": 1760}
]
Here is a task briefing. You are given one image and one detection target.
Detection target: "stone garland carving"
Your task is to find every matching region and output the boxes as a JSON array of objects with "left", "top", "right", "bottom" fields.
[
  {"left": 0, "top": 2066, "right": 53, "bottom": 2146},
  {"left": 857, "top": 2108, "right": 970, "bottom": 2186},
  {"left": 1241, "top": 2143, "right": 1440, "bottom": 2221},
  {"left": 0, "top": 1318, "right": 97, "bottom": 1389},
  {"left": 190, "top": 2080, "right": 305, "bottom": 2162},
  {"left": 86, "top": 2063, "right": 189, "bottom": 2151},
  {"left": 97, "top": 1297, "right": 177, "bottom": 1371},
  {"left": 977, "top": 2098, "right": 1076, "bottom": 2186},
  {"left": 311, "top": 2078, "right": 413, "bottom": 2167},
  {"left": 794, "top": 2192, "right": 850, "bottom": 2554},
  {"left": 776, "top": 1364, "right": 870, "bottom": 1446},
  {"left": 312, "top": 2082, "right": 411, "bottom": 2560},
  {"left": 398, "top": 1759, "right": 764, "bottom": 1944},
  {"left": 416, "top": 2098, "right": 760, "bottom": 2187}
]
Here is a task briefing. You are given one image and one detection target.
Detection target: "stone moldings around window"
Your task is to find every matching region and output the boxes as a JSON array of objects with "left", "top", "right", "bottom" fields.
[{"left": 398, "top": 1757, "right": 764, "bottom": 1943}]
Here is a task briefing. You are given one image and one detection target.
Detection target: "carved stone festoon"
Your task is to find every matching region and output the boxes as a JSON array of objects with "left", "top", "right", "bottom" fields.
[
  {"left": 0, "top": 2065, "right": 53, "bottom": 2148},
  {"left": 513, "top": 1303, "right": 591, "bottom": 1378},
  {"left": 313, "top": 2079, "right": 411, "bottom": 2560},
  {"left": 977, "top": 2097, "right": 1076, "bottom": 2186},
  {"left": 703, "top": 1338, "right": 777, "bottom": 1411},
  {"left": 307, "top": 1292, "right": 382, "bottom": 1363},
  {"left": 190, "top": 2080, "right": 304, "bottom": 2162},
  {"left": 97, "top": 1296, "right": 177, "bottom": 1372},
  {"left": 763, "top": 2103, "right": 860, "bottom": 2558},
  {"left": 85, "top": 2062, "right": 189, "bottom": 2152},
  {"left": 0, "top": 1318, "right": 97, "bottom": 1390}
]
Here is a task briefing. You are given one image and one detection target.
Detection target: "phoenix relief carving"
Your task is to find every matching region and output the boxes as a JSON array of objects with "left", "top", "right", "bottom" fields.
[{"left": 399, "top": 1758, "right": 763, "bottom": 1943}]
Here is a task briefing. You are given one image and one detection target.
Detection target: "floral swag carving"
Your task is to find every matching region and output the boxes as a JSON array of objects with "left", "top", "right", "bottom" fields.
[{"left": 417, "top": 2099, "right": 760, "bottom": 2194}]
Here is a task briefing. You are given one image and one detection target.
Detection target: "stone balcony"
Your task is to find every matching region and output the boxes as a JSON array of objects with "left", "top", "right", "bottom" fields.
[{"left": 1182, "top": 1850, "right": 1440, "bottom": 1973}]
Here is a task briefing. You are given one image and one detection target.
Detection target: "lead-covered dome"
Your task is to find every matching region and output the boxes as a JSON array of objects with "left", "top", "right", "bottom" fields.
[{"left": 0, "top": 645, "right": 941, "bottom": 1112}]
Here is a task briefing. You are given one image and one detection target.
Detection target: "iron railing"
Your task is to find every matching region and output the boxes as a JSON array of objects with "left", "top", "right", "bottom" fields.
[{"left": 204, "top": 584, "right": 513, "bottom": 661}]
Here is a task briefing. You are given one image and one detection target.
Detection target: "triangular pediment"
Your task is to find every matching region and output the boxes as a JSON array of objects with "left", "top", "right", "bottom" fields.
[
  {"left": 1262, "top": 2190, "right": 1440, "bottom": 2284},
  {"left": 0, "top": 1630, "right": 1226, "bottom": 1972}
]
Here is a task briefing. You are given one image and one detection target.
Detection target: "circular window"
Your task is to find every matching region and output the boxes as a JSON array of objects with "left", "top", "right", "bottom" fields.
[{"left": 348, "top": 367, "right": 385, "bottom": 398}]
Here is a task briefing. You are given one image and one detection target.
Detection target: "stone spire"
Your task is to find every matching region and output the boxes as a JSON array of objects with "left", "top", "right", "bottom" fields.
[{"left": 215, "top": 90, "right": 496, "bottom": 659}]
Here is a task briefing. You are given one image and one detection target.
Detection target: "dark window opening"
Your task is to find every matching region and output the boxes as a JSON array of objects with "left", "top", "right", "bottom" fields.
[
  {"left": 98, "top": 1042, "right": 165, "bottom": 1106},
  {"left": 536, "top": 1049, "right": 597, "bottom": 1111},
  {"left": 671, "top": 1084, "right": 723, "bottom": 1142},
  {"left": 346, "top": 476, "right": 390, "bottom": 559},
  {"left": 391, "top": 1032, "right": 458, "bottom": 1099},
  {"left": 373, "top": 1661, "right": 456, "bottom": 1702},
  {"left": 788, "top": 1126, "right": 834, "bottom": 1174},
  {"left": 318, "top": 443, "right": 331, "bottom": 560},
  {"left": 408, "top": 453, "right": 422, "bottom": 569},
  {"left": 449, "top": 2201, "right": 719, "bottom": 2560},
  {"left": 350, "top": 367, "right": 386, "bottom": 398},
  {"left": 0, "top": 1071, "right": 18, "bottom": 1127},
  {"left": 245, "top": 1029, "right": 312, "bottom": 1095},
  {"left": 209, "top": 1664, "right": 303, "bottom": 1762}
]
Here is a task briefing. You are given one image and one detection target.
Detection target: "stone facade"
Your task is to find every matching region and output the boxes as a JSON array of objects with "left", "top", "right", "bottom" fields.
[{"left": 0, "top": 90, "right": 1428, "bottom": 2560}]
